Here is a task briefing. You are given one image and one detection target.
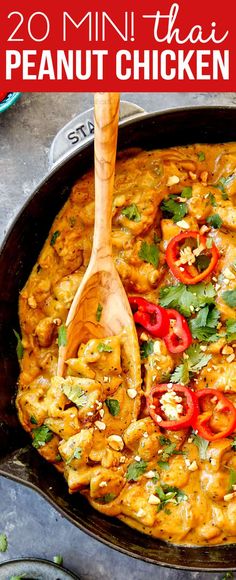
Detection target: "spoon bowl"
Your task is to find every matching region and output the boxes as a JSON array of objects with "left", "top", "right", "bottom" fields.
[{"left": 57, "top": 93, "right": 141, "bottom": 390}]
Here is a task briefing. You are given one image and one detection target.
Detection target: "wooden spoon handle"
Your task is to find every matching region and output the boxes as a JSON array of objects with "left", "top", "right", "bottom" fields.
[{"left": 92, "top": 92, "right": 120, "bottom": 257}]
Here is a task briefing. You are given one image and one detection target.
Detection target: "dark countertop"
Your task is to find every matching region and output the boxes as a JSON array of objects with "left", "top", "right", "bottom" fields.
[{"left": 0, "top": 91, "right": 235, "bottom": 580}]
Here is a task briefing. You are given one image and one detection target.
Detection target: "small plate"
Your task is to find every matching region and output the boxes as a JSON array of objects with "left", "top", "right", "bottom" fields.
[
  {"left": 0, "top": 557, "right": 80, "bottom": 579},
  {"left": 0, "top": 92, "right": 21, "bottom": 114}
]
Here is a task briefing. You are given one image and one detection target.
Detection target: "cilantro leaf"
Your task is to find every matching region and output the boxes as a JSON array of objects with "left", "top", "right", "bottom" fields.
[
  {"left": 171, "top": 344, "right": 212, "bottom": 385},
  {"left": 158, "top": 461, "right": 170, "bottom": 470},
  {"left": 50, "top": 230, "right": 60, "bottom": 246},
  {"left": 230, "top": 318, "right": 236, "bottom": 343},
  {"left": 13, "top": 329, "right": 24, "bottom": 360},
  {"left": 206, "top": 214, "right": 223, "bottom": 229},
  {"left": 159, "top": 435, "right": 171, "bottom": 446},
  {"left": 198, "top": 151, "right": 205, "bottom": 161},
  {"left": 156, "top": 484, "right": 187, "bottom": 511},
  {"left": 160, "top": 196, "right": 188, "bottom": 223},
  {"left": 53, "top": 555, "right": 63, "bottom": 566},
  {"left": 228, "top": 468, "right": 236, "bottom": 492},
  {"left": 189, "top": 306, "right": 220, "bottom": 342},
  {"left": 0, "top": 533, "right": 8, "bottom": 552},
  {"left": 62, "top": 383, "right": 87, "bottom": 408},
  {"left": 30, "top": 416, "right": 38, "bottom": 425},
  {"left": 186, "top": 344, "right": 212, "bottom": 372},
  {"left": 58, "top": 324, "right": 67, "bottom": 347},
  {"left": 96, "top": 303, "right": 103, "bottom": 322},
  {"left": 97, "top": 342, "right": 113, "bottom": 353},
  {"left": 222, "top": 192, "right": 229, "bottom": 201},
  {"left": 159, "top": 282, "right": 216, "bottom": 318},
  {"left": 231, "top": 437, "right": 236, "bottom": 451},
  {"left": 66, "top": 447, "right": 82, "bottom": 464},
  {"left": 140, "top": 340, "right": 155, "bottom": 359},
  {"left": 181, "top": 186, "right": 192, "bottom": 199},
  {"left": 207, "top": 193, "right": 217, "bottom": 207},
  {"left": 126, "top": 459, "right": 147, "bottom": 481},
  {"left": 105, "top": 398, "right": 120, "bottom": 416},
  {"left": 32, "top": 425, "right": 53, "bottom": 449},
  {"left": 98, "top": 493, "right": 116, "bottom": 504},
  {"left": 193, "top": 434, "right": 209, "bottom": 459},
  {"left": 171, "top": 359, "right": 190, "bottom": 385},
  {"left": 222, "top": 289, "right": 236, "bottom": 308},
  {"left": 138, "top": 241, "right": 159, "bottom": 268},
  {"left": 159, "top": 440, "right": 185, "bottom": 462},
  {"left": 121, "top": 203, "right": 141, "bottom": 222}
]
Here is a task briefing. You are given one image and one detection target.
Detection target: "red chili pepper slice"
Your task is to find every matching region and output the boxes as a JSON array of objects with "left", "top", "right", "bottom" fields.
[
  {"left": 147, "top": 384, "right": 199, "bottom": 430},
  {"left": 193, "top": 389, "right": 236, "bottom": 441},
  {"left": 163, "top": 308, "right": 192, "bottom": 354},
  {"left": 166, "top": 231, "right": 219, "bottom": 285},
  {"left": 128, "top": 296, "right": 170, "bottom": 338}
]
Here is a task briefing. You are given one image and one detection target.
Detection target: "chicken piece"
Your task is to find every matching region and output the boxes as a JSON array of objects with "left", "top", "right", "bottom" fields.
[
  {"left": 121, "top": 485, "right": 157, "bottom": 527},
  {"left": 50, "top": 376, "right": 102, "bottom": 422},
  {"left": 35, "top": 316, "right": 56, "bottom": 347},
  {"left": 16, "top": 375, "right": 50, "bottom": 430},
  {"left": 45, "top": 407, "right": 81, "bottom": 439},
  {"left": 160, "top": 456, "right": 191, "bottom": 488},
  {"left": 90, "top": 467, "right": 125, "bottom": 500},
  {"left": 59, "top": 428, "right": 94, "bottom": 465},
  {"left": 53, "top": 272, "right": 82, "bottom": 310},
  {"left": 197, "top": 361, "right": 236, "bottom": 392},
  {"left": 123, "top": 417, "right": 160, "bottom": 453},
  {"left": 187, "top": 183, "right": 212, "bottom": 221}
]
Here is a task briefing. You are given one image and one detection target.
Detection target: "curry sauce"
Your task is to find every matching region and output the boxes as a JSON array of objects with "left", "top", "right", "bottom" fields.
[{"left": 16, "top": 143, "right": 236, "bottom": 546}]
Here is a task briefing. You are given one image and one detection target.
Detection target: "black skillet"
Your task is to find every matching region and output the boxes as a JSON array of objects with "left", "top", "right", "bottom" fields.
[{"left": 1, "top": 104, "right": 236, "bottom": 571}]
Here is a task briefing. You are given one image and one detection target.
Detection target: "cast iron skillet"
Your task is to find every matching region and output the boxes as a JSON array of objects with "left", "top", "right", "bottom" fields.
[{"left": 1, "top": 105, "right": 236, "bottom": 571}]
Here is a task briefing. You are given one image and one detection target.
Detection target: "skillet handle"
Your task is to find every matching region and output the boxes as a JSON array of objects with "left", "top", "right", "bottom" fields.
[
  {"left": 0, "top": 446, "right": 34, "bottom": 484},
  {"left": 49, "top": 100, "right": 145, "bottom": 167}
]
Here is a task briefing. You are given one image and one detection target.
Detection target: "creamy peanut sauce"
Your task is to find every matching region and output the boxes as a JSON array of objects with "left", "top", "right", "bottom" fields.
[{"left": 16, "top": 144, "right": 236, "bottom": 545}]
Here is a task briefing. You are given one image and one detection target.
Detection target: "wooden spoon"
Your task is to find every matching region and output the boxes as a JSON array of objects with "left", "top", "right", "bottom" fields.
[{"left": 57, "top": 92, "right": 141, "bottom": 392}]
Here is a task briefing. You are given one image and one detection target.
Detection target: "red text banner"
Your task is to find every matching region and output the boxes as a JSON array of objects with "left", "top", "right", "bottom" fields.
[{"left": 0, "top": 0, "right": 235, "bottom": 92}]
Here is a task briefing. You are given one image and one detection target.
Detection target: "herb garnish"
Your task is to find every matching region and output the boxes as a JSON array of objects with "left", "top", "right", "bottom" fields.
[
  {"left": 160, "top": 195, "right": 188, "bottom": 223},
  {"left": 181, "top": 186, "right": 192, "bottom": 199},
  {"left": 231, "top": 437, "right": 236, "bottom": 451},
  {"left": 53, "top": 555, "right": 63, "bottom": 566},
  {"left": 50, "top": 230, "right": 60, "bottom": 246},
  {"left": 13, "top": 329, "right": 24, "bottom": 360},
  {"left": 198, "top": 151, "right": 205, "bottom": 161},
  {"left": 222, "top": 289, "right": 236, "bottom": 308},
  {"left": 171, "top": 344, "right": 212, "bottom": 385},
  {"left": 138, "top": 241, "right": 159, "bottom": 268},
  {"left": 32, "top": 425, "right": 53, "bottom": 449},
  {"left": 192, "top": 434, "right": 209, "bottom": 459},
  {"left": 0, "top": 533, "right": 8, "bottom": 552},
  {"left": 97, "top": 342, "right": 113, "bottom": 353},
  {"left": 207, "top": 193, "right": 217, "bottom": 207},
  {"left": 62, "top": 384, "right": 87, "bottom": 408},
  {"left": 97, "top": 493, "right": 116, "bottom": 504},
  {"left": 121, "top": 204, "right": 141, "bottom": 222},
  {"left": 96, "top": 303, "right": 103, "bottom": 322},
  {"left": 206, "top": 214, "right": 223, "bottom": 229},
  {"left": 140, "top": 340, "right": 155, "bottom": 359},
  {"left": 228, "top": 468, "right": 236, "bottom": 492},
  {"left": 66, "top": 447, "right": 82, "bottom": 464},
  {"left": 58, "top": 324, "right": 67, "bottom": 347},
  {"left": 30, "top": 416, "right": 38, "bottom": 425},
  {"left": 226, "top": 320, "right": 236, "bottom": 341},
  {"left": 105, "top": 398, "right": 120, "bottom": 416},
  {"left": 189, "top": 305, "right": 220, "bottom": 342},
  {"left": 126, "top": 459, "right": 147, "bottom": 481},
  {"left": 156, "top": 484, "right": 187, "bottom": 511},
  {"left": 159, "top": 282, "right": 216, "bottom": 318}
]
